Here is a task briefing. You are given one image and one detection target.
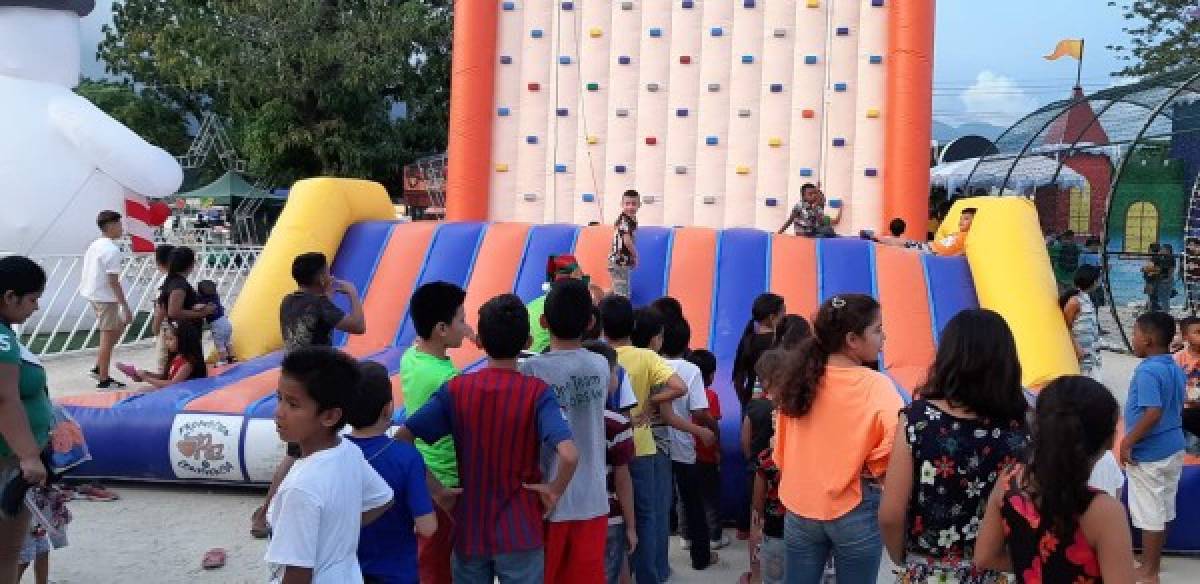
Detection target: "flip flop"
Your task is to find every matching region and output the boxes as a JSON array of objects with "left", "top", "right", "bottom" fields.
[
  {"left": 202, "top": 548, "right": 226, "bottom": 570},
  {"left": 250, "top": 506, "right": 270, "bottom": 539},
  {"left": 115, "top": 363, "right": 143, "bottom": 382}
]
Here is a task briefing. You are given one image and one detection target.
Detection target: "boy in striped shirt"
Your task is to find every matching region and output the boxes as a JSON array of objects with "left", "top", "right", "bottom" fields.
[{"left": 396, "top": 294, "right": 579, "bottom": 584}]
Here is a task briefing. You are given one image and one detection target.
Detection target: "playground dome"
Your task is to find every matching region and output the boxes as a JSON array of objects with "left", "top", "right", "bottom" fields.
[{"left": 951, "top": 67, "right": 1200, "bottom": 348}]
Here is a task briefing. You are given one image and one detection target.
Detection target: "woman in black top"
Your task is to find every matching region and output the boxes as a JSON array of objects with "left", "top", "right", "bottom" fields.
[
  {"left": 732, "top": 293, "right": 785, "bottom": 407},
  {"left": 158, "top": 247, "right": 214, "bottom": 333}
]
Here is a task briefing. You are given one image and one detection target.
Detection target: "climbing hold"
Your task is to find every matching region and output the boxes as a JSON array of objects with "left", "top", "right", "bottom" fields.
[
  {"left": 495, "top": 163, "right": 509, "bottom": 172},
  {"left": 497, "top": 107, "right": 510, "bottom": 117},
  {"left": 526, "top": 135, "right": 538, "bottom": 144},
  {"left": 805, "top": 55, "right": 818, "bottom": 65},
  {"left": 645, "top": 136, "right": 657, "bottom": 145},
  {"left": 736, "top": 165, "right": 750, "bottom": 175},
  {"left": 680, "top": 55, "right": 692, "bottom": 64},
  {"left": 866, "top": 108, "right": 880, "bottom": 118},
  {"left": 832, "top": 137, "right": 846, "bottom": 147},
  {"left": 705, "top": 136, "right": 719, "bottom": 145},
  {"left": 615, "top": 164, "right": 627, "bottom": 173},
  {"left": 528, "top": 82, "right": 540, "bottom": 91},
  {"left": 768, "top": 137, "right": 782, "bottom": 147},
  {"left": 770, "top": 83, "right": 783, "bottom": 93},
  {"left": 802, "top": 109, "right": 815, "bottom": 118}
]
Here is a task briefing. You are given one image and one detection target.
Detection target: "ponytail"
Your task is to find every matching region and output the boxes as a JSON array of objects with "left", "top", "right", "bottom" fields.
[
  {"left": 777, "top": 294, "right": 879, "bottom": 417},
  {"left": 1027, "top": 376, "right": 1117, "bottom": 535}
]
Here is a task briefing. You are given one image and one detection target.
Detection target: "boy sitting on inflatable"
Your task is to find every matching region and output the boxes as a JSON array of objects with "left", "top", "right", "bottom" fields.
[{"left": 931, "top": 207, "right": 976, "bottom": 256}]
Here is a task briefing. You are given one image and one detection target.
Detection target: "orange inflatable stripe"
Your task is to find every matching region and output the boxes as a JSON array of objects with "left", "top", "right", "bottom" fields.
[
  {"left": 185, "top": 346, "right": 376, "bottom": 414},
  {"left": 769, "top": 235, "right": 819, "bottom": 321},
  {"left": 444, "top": 2, "right": 499, "bottom": 221},
  {"left": 884, "top": 0, "right": 934, "bottom": 235},
  {"left": 575, "top": 225, "right": 615, "bottom": 293},
  {"left": 344, "top": 221, "right": 439, "bottom": 354},
  {"left": 448, "top": 223, "right": 531, "bottom": 369},
  {"left": 667, "top": 228, "right": 717, "bottom": 350},
  {"left": 56, "top": 390, "right": 139, "bottom": 408},
  {"left": 874, "top": 244, "right": 935, "bottom": 391}
]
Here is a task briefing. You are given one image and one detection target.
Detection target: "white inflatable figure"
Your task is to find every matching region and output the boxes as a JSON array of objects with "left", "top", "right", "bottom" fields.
[{"left": 0, "top": 0, "right": 183, "bottom": 257}]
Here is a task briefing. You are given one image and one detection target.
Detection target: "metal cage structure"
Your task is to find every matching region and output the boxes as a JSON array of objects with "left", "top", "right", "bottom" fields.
[{"left": 949, "top": 67, "right": 1200, "bottom": 349}]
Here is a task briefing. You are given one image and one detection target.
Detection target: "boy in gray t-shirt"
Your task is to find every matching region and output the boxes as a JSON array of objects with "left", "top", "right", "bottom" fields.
[{"left": 518, "top": 279, "right": 612, "bottom": 579}]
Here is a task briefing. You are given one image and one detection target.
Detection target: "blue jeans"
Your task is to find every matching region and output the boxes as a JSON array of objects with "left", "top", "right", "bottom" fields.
[
  {"left": 628, "top": 454, "right": 661, "bottom": 583},
  {"left": 783, "top": 481, "right": 883, "bottom": 584},
  {"left": 605, "top": 523, "right": 627, "bottom": 584},
  {"left": 452, "top": 548, "right": 544, "bottom": 584},
  {"left": 653, "top": 453, "right": 673, "bottom": 579}
]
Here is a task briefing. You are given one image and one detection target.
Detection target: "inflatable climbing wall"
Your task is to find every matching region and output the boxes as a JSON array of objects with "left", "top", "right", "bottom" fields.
[{"left": 444, "top": 0, "right": 934, "bottom": 235}]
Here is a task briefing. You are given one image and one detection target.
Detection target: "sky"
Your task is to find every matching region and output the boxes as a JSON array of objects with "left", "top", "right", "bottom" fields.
[{"left": 79, "top": 0, "right": 1134, "bottom": 131}]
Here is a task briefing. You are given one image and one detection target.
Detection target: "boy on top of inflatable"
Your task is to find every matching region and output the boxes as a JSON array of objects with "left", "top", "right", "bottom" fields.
[{"left": 931, "top": 208, "right": 976, "bottom": 257}]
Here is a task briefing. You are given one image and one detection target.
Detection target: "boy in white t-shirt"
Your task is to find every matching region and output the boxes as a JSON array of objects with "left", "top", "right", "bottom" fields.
[
  {"left": 265, "top": 347, "right": 393, "bottom": 583},
  {"left": 80, "top": 210, "right": 132, "bottom": 389}
]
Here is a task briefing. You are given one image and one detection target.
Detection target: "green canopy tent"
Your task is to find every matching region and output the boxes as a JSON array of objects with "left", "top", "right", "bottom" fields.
[{"left": 164, "top": 171, "right": 286, "bottom": 243}]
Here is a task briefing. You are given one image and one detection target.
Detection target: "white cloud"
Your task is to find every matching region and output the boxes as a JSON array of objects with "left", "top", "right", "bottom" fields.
[{"left": 959, "top": 70, "right": 1039, "bottom": 126}]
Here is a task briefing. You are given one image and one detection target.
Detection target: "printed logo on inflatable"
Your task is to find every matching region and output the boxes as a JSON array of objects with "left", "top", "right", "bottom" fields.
[{"left": 170, "top": 415, "right": 245, "bottom": 481}]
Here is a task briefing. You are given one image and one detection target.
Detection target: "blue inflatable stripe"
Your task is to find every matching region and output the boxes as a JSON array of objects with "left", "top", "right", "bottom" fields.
[
  {"left": 708, "top": 229, "right": 769, "bottom": 518},
  {"left": 331, "top": 221, "right": 396, "bottom": 347},
  {"left": 394, "top": 223, "right": 488, "bottom": 348},
  {"left": 514, "top": 225, "right": 581, "bottom": 302},
  {"left": 922, "top": 255, "right": 979, "bottom": 340},
  {"left": 817, "top": 238, "right": 874, "bottom": 300},
  {"left": 629, "top": 226, "right": 673, "bottom": 307}
]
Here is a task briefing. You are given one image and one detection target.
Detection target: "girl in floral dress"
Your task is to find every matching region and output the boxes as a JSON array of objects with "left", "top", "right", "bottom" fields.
[
  {"left": 975, "top": 376, "right": 1134, "bottom": 583},
  {"left": 879, "top": 309, "right": 1031, "bottom": 583}
]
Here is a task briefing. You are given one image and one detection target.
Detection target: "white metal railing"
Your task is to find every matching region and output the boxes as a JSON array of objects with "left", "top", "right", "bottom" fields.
[{"left": 16, "top": 244, "right": 262, "bottom": 358}]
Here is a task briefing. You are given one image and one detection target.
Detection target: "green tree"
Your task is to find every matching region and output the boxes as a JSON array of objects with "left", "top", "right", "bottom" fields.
[
  {"left": 97, "top": 0, "right": 452, "bottom": 194},
  {"left": 1108, "top": 0, "right": 1200, "bottom": 77},
  {"left": 74, "top": 79, "right": 191, "bottom": 155}
]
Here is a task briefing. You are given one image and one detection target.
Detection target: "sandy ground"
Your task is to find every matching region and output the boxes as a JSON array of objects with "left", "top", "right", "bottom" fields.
[{"left": 31, "top": 345, "right": 1200, "bottom": 582}]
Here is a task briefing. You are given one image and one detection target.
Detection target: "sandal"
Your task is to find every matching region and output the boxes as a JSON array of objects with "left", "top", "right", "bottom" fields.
[
  {"left": 202, "top": 547, "right": 226, "bottom": 570},
  {"left": 116, "top": 363, "right": 143, "bottom": 383},
  {"left": 76, "top": 483, "right": 119, "bottom": 501}
]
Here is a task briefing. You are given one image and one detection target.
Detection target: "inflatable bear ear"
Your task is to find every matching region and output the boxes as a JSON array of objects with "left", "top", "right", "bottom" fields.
[{"left": 0, "top": 0, "right": 95, "bottom": 17}]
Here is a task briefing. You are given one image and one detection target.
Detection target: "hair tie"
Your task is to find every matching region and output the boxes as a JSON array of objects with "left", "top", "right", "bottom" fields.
[{"left": 830, "top": 296, "right": 846, "bottom": 309}]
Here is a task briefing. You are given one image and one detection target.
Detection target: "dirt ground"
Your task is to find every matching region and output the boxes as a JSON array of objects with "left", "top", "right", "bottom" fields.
[{"left": 33, "top": 346, "right": 1200, "bottom": 582}]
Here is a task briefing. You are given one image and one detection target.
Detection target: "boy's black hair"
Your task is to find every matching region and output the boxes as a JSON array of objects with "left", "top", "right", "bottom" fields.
[
  {"left": 346, "top": 361, "right": 393, "bottom": 430},
  {"left": 281, "top": 346, "right": 363, "bottom": 432},
  {"left": 197, "top": 279, "right": 218, "bottom": 297},
  {"left": 599, "top": 294, "right": 635, "bottom": 340},
  {"left": 291, "top": 252, "right": 328, "bottom": 288},
  {"left": 96, "top": 210, "right": 122, "bottom": 230},
  {"left": 1148, "top": 242, "right": 1161, "bottom": 253},
  {"left": 1136, "top": 311, "right": 1176, "bottom": 348},
  {"left": 888, "top": 218, "right": 906, "bottom": 237},
  {"left": 0, "top": 256, "right": 46, "bottom": 298},
  {"left": 154, "top": 244, "right": 176, "bottom": 268},
  {"left": 961, "top": 207, "right": 977, "bottom": 216},
  {"left": 622, "top": 189, "right": 640, "bottom": 200},
  {"left": 544, "top": 279, "right": 593, "bottom": 341},
  {"left": 583, "top": 339, "right": 617, "bottom": 366},
  {"left": 410, "top": 281, "right": 467, "bottom": 340},
  {"left": 686, "top": 348, "right": 717, "bottom": 387},
  {"left": 1058, "top": 265, "right": 1102, "bottom": 308},
  {"left": 583, "top": 305, "right": 604, "bottom": 341},
  {"left": 1063, "top": 230, "right": 1075, "bottom": 239},
  {"left": 659, "top": 316, "right": 691, "bottom": 357},
  {"left": 166, "top": 246, "right": 196, "bottom": 279},
  {"left": 1180, "top": 316, "right": 1200, "bottom": 335},
  {"left": 477, "top": 294, "right": 529, "bottom": 359},
  {"left": 800, "top": 182, "right": 817, "bottom": 193},
  {"left": 631, "top": 307, "right": 664, "bottom": 349},
  {"left": 650, "top": 297, "right": 684, "bottom": 322}
]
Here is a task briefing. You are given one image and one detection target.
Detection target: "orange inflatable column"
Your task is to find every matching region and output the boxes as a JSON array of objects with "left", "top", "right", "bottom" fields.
[
  {"left": 884, "top": 0, "right": 934, "bottom": 236},
  {"left": 445, "top": 1, "right": 499, "bottom": 222}
]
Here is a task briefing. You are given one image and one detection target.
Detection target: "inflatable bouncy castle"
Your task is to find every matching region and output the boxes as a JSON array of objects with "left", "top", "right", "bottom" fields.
[{"left": 51, "top": 0, "right": 1200, "bottom": 553}]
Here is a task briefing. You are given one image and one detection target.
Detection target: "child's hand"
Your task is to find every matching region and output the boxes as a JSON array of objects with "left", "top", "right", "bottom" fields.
[
  {"left": 625, "top": 524, "right": 638, "bottom": 553},
  {"left": 1119, "top": 442, "right": 1134, "bottom": 467},
  {"left": 334, "top": 279, "right": 357, "bottom": 296},
  {"left": 432, "top": 486, "right": 462, "bottom": 512},
  {"left": 522, "top": 482, "right": 561, "bottom": 518}
]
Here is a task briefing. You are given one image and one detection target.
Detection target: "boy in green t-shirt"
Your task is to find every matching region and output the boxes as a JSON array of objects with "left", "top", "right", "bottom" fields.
[{"left": 402, "top": 281, "right": 473, "bottom": 584}]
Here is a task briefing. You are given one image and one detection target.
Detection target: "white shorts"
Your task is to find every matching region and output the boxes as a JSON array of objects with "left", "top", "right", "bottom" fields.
[
  {"left": 210, "top": 316, "right": 233, "bottom": 353},
  {"left": 1126, "top": 450, "right": 1184, "bottom": 531}
]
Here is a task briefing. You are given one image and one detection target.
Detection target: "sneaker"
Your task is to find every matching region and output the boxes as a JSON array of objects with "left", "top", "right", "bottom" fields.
[
  {"left": 96, "top": 378, "right": 127, "bottom": 390},
  {"left": 711, "top": 534, "right": 731, "bottom": 549},
  {"left": 680, "top": 538, "right": 691, "bottom": 550}
]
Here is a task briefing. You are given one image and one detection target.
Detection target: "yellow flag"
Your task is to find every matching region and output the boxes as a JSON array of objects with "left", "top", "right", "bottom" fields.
[{"left": 1044, "top": 39, "right": 1084, "bottom": 61}]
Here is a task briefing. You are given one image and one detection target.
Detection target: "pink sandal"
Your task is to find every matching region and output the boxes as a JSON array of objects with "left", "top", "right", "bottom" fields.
[
  {"left": 202, "top": 548, "right": 226, "bottom": 569},
  {"left": 116, "top": 362, "right": 143, "bottom": 382}
]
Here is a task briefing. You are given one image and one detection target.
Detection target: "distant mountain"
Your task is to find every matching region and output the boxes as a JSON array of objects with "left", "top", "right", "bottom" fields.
[{"left": 933, "top": 120, "right": 1007, "bottom": 143}]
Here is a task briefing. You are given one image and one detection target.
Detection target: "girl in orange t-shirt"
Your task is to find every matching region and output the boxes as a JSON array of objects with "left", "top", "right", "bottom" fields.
[{"left": 772, "top": 294, "right": 903, "bottom": 584}]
